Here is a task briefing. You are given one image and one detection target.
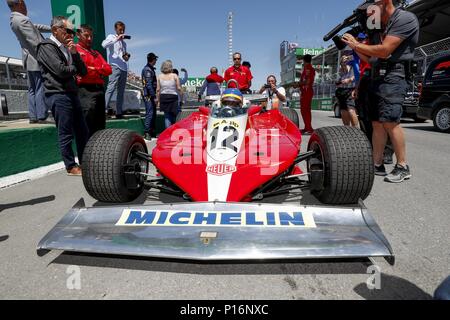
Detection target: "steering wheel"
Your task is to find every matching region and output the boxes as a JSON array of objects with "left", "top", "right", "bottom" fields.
[{"left": 219, "top": 106, "right": 236, "bottom": 118}]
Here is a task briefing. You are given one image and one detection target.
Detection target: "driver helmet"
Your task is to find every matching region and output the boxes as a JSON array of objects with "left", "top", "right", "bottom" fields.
[{"left": 221, "top": 88, "right": 243, "bottom": 108}]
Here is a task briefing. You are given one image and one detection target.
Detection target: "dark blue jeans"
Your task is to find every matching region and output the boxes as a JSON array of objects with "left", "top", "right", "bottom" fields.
[
  {"left": 164, "top": 111, "right": 177, "bottom": 128},
  {"left": 144, "top": 96, "right": 157, "bottom": 134},
  {"left": 27, "top": 71, "right": 47, "bottom": 120},
  {"left": 45, "top": 93, "right": 89, "bottom": 170}
]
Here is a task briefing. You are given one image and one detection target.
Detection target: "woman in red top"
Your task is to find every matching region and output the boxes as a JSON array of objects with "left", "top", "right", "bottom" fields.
[{"left": 76, "top": 24, "right": 112, "bottom": 136}]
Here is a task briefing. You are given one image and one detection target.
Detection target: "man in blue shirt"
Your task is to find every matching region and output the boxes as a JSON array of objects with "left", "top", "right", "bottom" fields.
[{"left": 141, "top": 52, "right": 158, "bottom": 140}]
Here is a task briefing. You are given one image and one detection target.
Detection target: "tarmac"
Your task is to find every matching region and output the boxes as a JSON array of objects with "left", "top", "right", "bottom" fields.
[{"left": 0, "top": 111, "right": 449, "bottom": 299}]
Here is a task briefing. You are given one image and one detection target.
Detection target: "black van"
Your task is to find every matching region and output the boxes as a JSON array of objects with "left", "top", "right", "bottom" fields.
[{"left": 417, "top": 54, "right": 450, "bottom": 132}]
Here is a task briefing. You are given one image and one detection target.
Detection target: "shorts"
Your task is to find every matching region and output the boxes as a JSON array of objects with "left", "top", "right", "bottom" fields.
[
  {"left": 335, "top": 88, "right": 355, "bottom": 111},
  {"left": 369, "top": 73, "right": 408, "bottom": 123}
]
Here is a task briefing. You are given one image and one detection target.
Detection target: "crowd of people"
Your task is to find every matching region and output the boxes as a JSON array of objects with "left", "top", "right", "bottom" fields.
[{"left": 7, "top": 0, "right": 418, "bottom": 185}]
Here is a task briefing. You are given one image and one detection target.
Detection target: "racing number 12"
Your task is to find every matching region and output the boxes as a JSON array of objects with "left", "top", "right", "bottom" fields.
[{"left": 210, "top": 126, "right": 239, "bottom": 152}]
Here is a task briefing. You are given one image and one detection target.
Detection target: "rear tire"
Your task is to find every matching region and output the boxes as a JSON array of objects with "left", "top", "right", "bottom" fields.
[
  {"left": 176, "top": 111, "right": 194, "bottom": 123},
  {"left": 82, "top": 129, "right": 149, "bottom": 203},
  {"left": 279, "top": 108, "right": 300, "bottom": 127},
  {"left": 307, "top": 126, "right": 374, "bottom": 205},
  {"left": 433, "top": 105, "right": 450, "bottom": 133}
]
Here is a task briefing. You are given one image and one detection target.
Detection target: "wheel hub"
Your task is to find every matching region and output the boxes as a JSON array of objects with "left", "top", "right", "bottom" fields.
[{"left": 436, "top": 108, "right": 450, "bottom": 130}]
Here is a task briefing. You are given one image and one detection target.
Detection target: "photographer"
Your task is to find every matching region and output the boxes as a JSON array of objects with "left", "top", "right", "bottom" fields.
[
  {"left": 102, "top": 21, "right": 131, "bottom": 119},
  {"left": 258, "top": 75, "right": 286, "bottom": 110},
  {"left": 342, "top": 0, "right": 419, "bottom": 183}
]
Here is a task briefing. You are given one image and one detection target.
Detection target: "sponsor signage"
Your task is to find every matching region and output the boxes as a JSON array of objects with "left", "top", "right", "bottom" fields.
[
  {"left": 206, "top": 164, "right": 237, "bottom": 176},
  {"left": 117, "top": 210, "right": 317, "bottom": 228},
  {"left": 183, "top": 78, "right": 206, "bottom": 88},
  {"left": 295, "top": 48, "right": 325, "bottom": 57}
]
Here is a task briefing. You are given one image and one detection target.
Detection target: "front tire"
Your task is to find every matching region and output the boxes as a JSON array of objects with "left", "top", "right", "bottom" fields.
[
  {"left": 82, "top": 129, "right": 149, "bottom": 203},
  {"left": 307, "top": 126, "right": 374, "bottom": 205}
]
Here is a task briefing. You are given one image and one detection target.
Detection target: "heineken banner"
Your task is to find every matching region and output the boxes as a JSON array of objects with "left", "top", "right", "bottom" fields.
[
  {"left": 50, "top": 0, "right": 106, "bottom": 57},
  {"left": 295, "top": 48, "right": 325, "bottom": 57},
  {"left": 183, "top": 78, "right": 206, "bottom": 88}
]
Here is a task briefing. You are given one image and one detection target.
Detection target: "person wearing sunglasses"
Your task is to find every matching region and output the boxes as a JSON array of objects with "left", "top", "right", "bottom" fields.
[
  {"left": 224, "top": 52, "right": 253, "bottom": 94},
  {"left": 36, "top": 16, "right": 89, "bottom": 177}
]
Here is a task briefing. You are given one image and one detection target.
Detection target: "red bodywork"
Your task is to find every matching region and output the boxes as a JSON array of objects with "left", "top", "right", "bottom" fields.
[{"left": 152, "top": 108, "right": 302, "bottom": 202}]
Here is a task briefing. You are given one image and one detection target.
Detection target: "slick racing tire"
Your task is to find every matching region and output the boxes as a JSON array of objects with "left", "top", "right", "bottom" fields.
[
  {"left": 82, "top": 129, "right": 149, "bottom": 203},
  {"left": 279, "top": 108, "right": 300, "bottom": 127},
  {"left": 433, "top": 105, "right": 450, "bottom": 133},
  {"left": 176, "top": 111, "right": 194, "bottom": 123},
  {"left": 307, "top": 126, "right": 374, "bottom": 205}
]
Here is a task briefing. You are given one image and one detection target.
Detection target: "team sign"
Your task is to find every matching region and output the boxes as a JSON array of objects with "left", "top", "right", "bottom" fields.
[{"left": 116, "top": 210, "right": 316, "bottom": 228}]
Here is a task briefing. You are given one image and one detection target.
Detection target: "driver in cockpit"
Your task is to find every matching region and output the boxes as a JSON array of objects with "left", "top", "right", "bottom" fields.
[
  {"left": 221, "top": 88, "right": 243, "bottom": 107},
  {"left": 215, "top": 88, "right": 245, "bottom": 118}
]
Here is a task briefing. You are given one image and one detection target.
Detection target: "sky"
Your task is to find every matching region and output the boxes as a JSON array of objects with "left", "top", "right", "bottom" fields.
[{"left": 1, "top": 0, "right": 369, "bottom": 87}]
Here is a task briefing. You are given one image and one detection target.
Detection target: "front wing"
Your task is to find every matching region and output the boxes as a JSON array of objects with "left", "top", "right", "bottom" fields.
[{"left": 37, "top": 199, "right": 394, "bottom": 264}]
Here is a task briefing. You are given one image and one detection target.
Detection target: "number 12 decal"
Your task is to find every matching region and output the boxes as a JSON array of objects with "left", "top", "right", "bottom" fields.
[{"left": 210, "top": 126, "right": 239, "bottom": 153}]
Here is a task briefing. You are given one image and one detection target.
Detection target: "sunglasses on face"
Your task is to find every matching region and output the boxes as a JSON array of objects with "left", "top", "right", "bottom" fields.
[
  {"left": 233, "top": 57, "right": 241, "bottom": 61},
  {"left": 58, "top": 26, "right": 76, "bottom": 36}
]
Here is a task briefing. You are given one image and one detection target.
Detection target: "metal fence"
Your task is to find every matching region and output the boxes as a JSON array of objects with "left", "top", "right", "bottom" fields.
[{"left": 414, "top": 37, "right": 450, "bottom": 76}]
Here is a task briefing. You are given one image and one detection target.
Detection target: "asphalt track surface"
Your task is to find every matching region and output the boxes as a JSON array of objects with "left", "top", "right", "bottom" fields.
[{"left": 0, "top": 111, "right": 448, "bottom": 300}]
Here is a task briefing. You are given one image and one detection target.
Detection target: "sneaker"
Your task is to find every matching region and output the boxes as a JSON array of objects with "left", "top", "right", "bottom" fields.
[
  {"left": 67, "top": 166, "right": 82, "bottom": 176},
  {"left": 143, "top": 133, "right": 152, "bottom": 141},
  {"left": 29, "top": 119, "right": 38, "bottom": 124},
  {"left": 384, "top": 164, "right": 412, "bottom": 183},
  {"left": 375, "top": 164, "right": 387, "bottom": 176},
  {"left": 115, "top": 114, "right": 124, "bottom": 120}
]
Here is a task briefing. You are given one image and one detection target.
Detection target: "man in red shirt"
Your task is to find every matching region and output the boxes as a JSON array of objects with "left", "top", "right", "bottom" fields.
[
  {"left": 224, "top": 52, "right": 253, "bottom": 93},
  {"left": 76, "top": 24, "right": 112, "bottom": 136},
  {"left": 299, "top": 54, "right": 315, "bottom": 134}
]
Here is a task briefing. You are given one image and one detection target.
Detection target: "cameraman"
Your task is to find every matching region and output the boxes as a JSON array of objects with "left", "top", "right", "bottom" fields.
[
  {"left": 102, "top": 21, "right": 131, "bottom": 119},
  {"left": 258, "top": 75, "right": 286, "bottom": 110},
  {"left": 342, "top": 0, "right": 419, "bottom": 183}
]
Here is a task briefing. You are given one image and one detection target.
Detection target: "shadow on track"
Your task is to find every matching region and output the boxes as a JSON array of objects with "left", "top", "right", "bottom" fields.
[
  {"left": 50, "top": 251, "right": 374, "bottom": 276},
  {"left": 354, "top": 273, "right": 433, "bottom": 300},
  {"left": 0, "top": 195, "right": 56, "bottom": 213}
]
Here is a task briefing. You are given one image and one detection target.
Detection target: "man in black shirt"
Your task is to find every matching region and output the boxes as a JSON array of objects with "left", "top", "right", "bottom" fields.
[
  {"left": 343, "top": 0, "right": 419, "bottom": 183},
  {"left": 37, "top": 16, "right": 89, "bottom": 176}
]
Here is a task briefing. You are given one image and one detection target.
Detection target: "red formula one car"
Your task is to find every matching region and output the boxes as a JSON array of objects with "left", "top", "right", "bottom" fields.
[{"left": 38, "top": 92, "right": 394, "bottom": 264}]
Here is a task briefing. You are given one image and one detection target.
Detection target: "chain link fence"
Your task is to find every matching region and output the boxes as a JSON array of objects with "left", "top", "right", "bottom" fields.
[{"left": 414, "top": 37, "right": 450, "bottom": 76}]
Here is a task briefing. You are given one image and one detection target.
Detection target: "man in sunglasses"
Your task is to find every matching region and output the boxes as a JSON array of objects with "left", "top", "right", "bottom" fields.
[
  {"left": 76, "top": 24, "right": 112, "bottom": 137},
  {"left": 37, "top": 16, "right": 89, "bottom": 177},
  {"left": 224, "top": 52, "right": 253, "bottom": 94}
]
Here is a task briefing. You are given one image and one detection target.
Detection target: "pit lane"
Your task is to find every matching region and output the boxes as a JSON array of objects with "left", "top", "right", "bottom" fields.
[{"left": 0, "top": 111, "right": 448, "bottom": 299}]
